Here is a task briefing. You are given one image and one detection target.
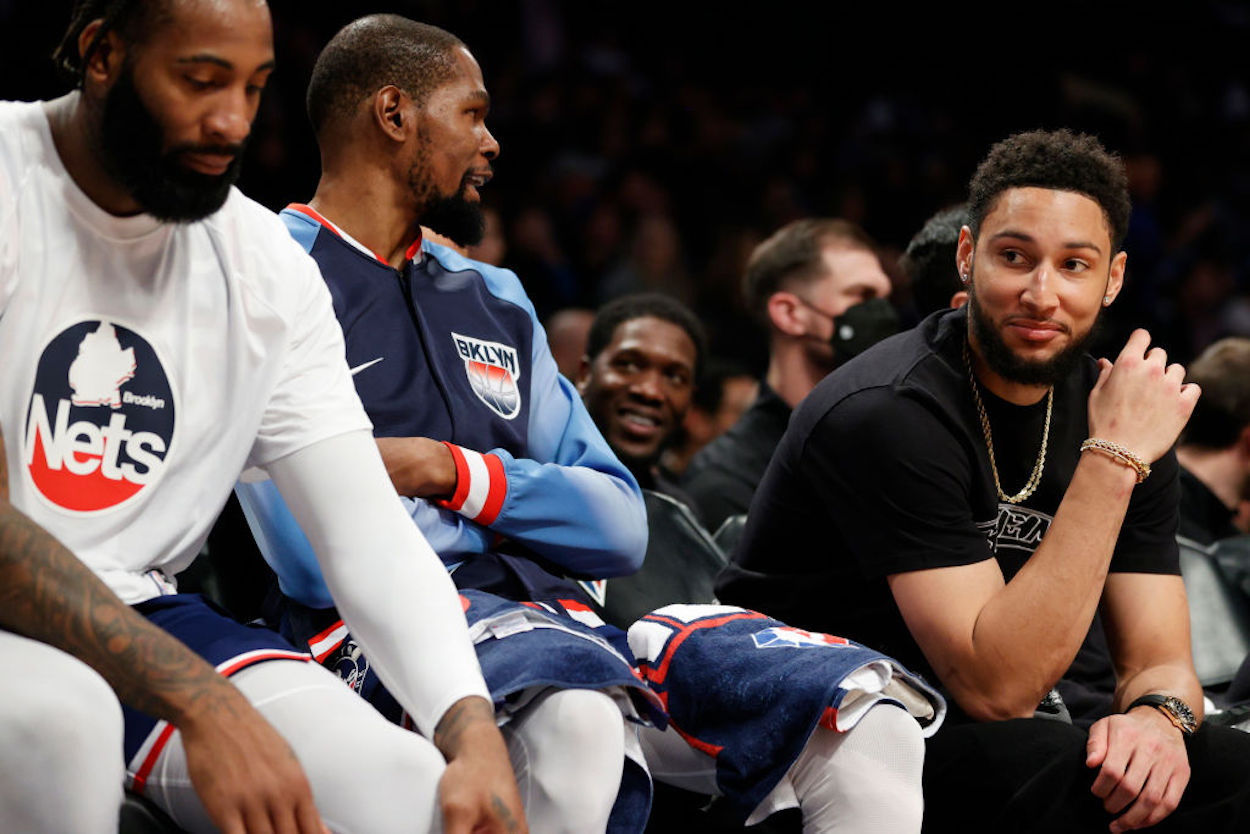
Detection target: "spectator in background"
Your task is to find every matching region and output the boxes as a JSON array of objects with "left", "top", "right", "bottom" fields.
[
  {"left": 662, "top": 359, "right": 759, "bottom": 479},
  {"left": 1177, "top": 338, "right": 1250, "bottom": 545},
  {"left": 467, "top": 205, "right": 506, "bottom": 265},
  {"left": 683, "top": 219, "right": 892, "bottom": 531},
  {"left": 578, "top": 293, "right": 705, "bottom": 510},
  {"left": 599, "top": 213, "right": 695, "bottom": 305},
  {"left": 545, "top": 307, "right": 597, "bottom": 381},
  {"left": 901, "top": 204, "right": 969, "bottom": 318},
  {"left": 508, "top": 206, "right": 580, "bottom": 318}
]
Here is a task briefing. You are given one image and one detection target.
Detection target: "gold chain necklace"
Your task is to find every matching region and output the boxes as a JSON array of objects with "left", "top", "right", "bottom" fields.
[{"left": 962, "top": 340, "right": 1052, "bottom": 504}]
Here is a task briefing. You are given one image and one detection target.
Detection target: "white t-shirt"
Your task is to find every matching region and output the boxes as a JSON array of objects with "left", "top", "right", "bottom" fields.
[{"left": 0, "top": 99, "right": 372, "bottom": 603}]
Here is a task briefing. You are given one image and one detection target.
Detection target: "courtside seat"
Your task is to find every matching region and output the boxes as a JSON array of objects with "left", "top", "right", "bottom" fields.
[
  {"left": 177, "top": 492, "right": 279, "bottom": 625},
  {"left": 590, "top": 490, "right": 727, "bottom": 629},
  {"left": 1177, "top": 535, "right": 1250, "bottom": 690},
  {"left": 713, "top": 513, "right": 748, "bottom": 557},
  {"left": 1212, "top": 535, "right": 1250, "bottom": 605}
]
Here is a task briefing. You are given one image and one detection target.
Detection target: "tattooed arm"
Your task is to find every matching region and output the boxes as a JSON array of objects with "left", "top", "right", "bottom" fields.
[
  {"left": 0, "top": 428, "right": 328, "bottom": 834},
  {"left": 434, "top": 696, "right": 528, "bottom": 834}
]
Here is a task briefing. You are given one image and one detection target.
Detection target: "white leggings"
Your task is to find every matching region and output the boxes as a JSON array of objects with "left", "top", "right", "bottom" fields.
[
  {"left": 0, "top": 634, "right": 630, "bottom": 834},
  {"left": 0, "top": 630, "right": 125, "bottom": 834},
  {"left": 144, "top": 660, "right": 446, "bottom": 834},
  {"left": 501, "top": 687, "right": 626, "bottom": 834},
  {"left": 641, "top": 704, "right": 925, "bottom": 834},
  {"left": 148, "top": 669, "right": 628, "bottom": 834}
]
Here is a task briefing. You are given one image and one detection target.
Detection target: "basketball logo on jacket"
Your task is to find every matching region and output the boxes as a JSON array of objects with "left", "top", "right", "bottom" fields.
[{"left": 451, "top": 332, "right": 523, "bottom": 420}]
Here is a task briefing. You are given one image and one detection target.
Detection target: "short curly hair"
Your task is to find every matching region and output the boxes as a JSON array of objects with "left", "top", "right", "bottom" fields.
[
  {"left": 968, "top": 129, "right": 1130, "bottom": 250},
  {"left": 307, "top": 15, "right": 464, "bottom": 138},
  {"left": 586, "top": 293, "right": 707, "bottom": 381},
  {"left": 901, "top": 204, "right": 968, "bottom": 318}
]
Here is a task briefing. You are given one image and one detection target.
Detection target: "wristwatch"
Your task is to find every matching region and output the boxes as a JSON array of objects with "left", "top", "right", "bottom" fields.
[{"left": 1126, "top": 694, "right": 1198, "bottom": 736}]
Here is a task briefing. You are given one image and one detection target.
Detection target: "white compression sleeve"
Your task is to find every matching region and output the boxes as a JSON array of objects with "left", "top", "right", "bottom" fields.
[
  {"left": 267, "top": 430, "right": 490, "bottom": 736},
  {"left": 0, "top": 630, "right": 124, "bottom": 834}
]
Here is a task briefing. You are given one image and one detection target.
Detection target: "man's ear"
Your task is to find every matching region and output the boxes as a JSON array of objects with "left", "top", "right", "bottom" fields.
[
  {"left": 766, "top": 291, "right": 805, "bottom": 337},
  {"left": 955, "top": 226, "right": 975, "bottom": 285},
  {"left": 373, "top": 86, "right": 412, "bottom": 142},
  {"left": 80, "top": 21, "right": 125, "bottom": 92},
  {"left": 1237, "top": 424, "right": 1250, "bottom": 461},
  {"left": 575, "top": 355, "right": 592, "bottom": 394},
  {"left": 949, "top": 289, "right": 969, "bottom": 309},
  {"left": 1104, "top": 251, "right": 1128, "bottom": 306}
]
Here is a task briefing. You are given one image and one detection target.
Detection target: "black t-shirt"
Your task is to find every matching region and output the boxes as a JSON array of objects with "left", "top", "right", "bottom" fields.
[
  {"left": 1178, "top": 466, "right": 1241, "bottom": 546},
  {"left": 717, "top": 307, "right": 1181, "bottom": 694},
  {"left": 683, "top": 383, "right": 792, "bottom": 531}
]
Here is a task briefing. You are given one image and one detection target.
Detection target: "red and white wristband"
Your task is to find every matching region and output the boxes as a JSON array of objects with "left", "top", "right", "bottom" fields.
[{"left": 437, "top": 441, "right": 508, "bottom": 524}]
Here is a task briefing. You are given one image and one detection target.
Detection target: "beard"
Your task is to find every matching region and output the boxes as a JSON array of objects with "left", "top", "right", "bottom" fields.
[
  {"left": 93, "top": 63, "right": 245, "bottom": 223},
  {"left": 967, "top": 272, "right": 1101, "bottom": 387},
  {"left": 407, "top": 131, "right": 486, "bottom": 247},
  {"left": 420, "top": 183, "right": 486, "bottom": 247}
]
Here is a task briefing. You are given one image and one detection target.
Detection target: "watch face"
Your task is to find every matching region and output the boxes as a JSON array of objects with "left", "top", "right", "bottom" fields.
[{"left": 1164, "top": 696, "right": 1198, "bottom": 733}]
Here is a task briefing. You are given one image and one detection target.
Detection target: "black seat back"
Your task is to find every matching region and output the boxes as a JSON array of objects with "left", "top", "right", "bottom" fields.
[
  {"left": 713, "top": 513, "right": 748, "bottom": 557},
  {"left": 177, "top": 492, "right": 280, "bottom": 626},
  {"left": 591, "top": 490, "right": 727, "bottom": 629},
  {"left": 1178, "top": 535, "right": 1250, "bottom": 688}
]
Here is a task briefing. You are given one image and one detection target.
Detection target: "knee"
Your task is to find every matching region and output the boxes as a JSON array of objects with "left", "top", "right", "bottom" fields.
[
  {"left": 792, "top": 707, "right": 926, "bottom": 831},
  {"left": 16, "top": 659, "right": 122, "bottom": 768},
  {"left": 296, "top": 705, "right": 446, "bottom": 833},
  {"left": 508, "top": 689, "right": 624, "bottom": 834},
  {"left": 234, "top": 662, "right": 447, "bottom": 830},
  {"left": 860, "top": 703, "right": 927, "bottom": 775},
  {"left": 295, "top": 702, "right": 446, "bottom": 795},
  {"left": 527, "top": 688, "right": 623, "bottom": 753}
]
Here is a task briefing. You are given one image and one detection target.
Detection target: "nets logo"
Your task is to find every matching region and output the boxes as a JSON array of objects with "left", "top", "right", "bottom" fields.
[
  {"left": 24, "top": 321, "right": 176, "bottom": 513},
  {"left": 751, "top": 626, "right": 849, "bottom": 650},
  {"left": 452, "top": 332, "right": 523, "bottom": 420}
]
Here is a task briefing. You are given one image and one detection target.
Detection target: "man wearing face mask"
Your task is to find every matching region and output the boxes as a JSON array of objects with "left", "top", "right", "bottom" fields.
[{"left": 683, "top": 219, "right": 894, "bottom": 532}]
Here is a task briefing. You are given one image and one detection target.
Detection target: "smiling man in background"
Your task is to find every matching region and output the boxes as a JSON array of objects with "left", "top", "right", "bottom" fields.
[{"left": 578, "top": 293, "right": 706, "bottom": 506}]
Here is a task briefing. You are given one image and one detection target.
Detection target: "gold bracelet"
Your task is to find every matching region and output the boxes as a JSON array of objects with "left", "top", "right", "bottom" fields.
[{"left": 1080, "top": 438, "right": 1151, "bottom": 484}]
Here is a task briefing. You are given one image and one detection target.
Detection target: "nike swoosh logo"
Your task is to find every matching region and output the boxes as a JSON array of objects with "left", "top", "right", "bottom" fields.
[{"left": 349, "top": 357, "right": 384, "bottom": 376}]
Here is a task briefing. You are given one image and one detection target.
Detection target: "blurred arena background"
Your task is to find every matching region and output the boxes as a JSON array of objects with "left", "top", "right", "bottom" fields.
[{"left": 4, "top": 1, "right": 1249, "bottom": 373}]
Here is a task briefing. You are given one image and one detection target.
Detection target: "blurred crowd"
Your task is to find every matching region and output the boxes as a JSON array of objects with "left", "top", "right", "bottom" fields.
[{"left": 5, "top": 1, "right": 1250, "bottom": 374}]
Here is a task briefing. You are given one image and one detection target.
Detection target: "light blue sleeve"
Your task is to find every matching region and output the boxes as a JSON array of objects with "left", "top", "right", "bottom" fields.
[
  {"left": 235, "top": 478, "right": 492, "bottom": 608},
  {"left": 430, "top": 244, "right": 647, "bottom": 579}
]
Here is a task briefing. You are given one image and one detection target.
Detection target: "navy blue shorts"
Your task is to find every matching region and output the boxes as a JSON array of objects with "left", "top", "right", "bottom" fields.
[{"left": 123, "top": 594, "right": 309, "bottom": 794}]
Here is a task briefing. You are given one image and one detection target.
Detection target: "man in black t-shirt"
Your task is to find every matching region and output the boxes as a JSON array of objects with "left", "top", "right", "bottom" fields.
[
  {"left": 720, "top": 130, "right": 1250, "bottom": 833},
  {"left": 1175, "top": 338, "right": 1250, "bottom": 545}
]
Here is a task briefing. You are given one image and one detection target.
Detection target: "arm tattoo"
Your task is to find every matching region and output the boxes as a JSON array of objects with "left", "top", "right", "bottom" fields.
[
  {"left": 433, "top": 695, "right": 496, "bottom": 757},
  {"left": 0, "top": 426, "right": 237, "bottom": 724},
  {"left": 491, "top": 794, "right": 521, "bottom": 832}
]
